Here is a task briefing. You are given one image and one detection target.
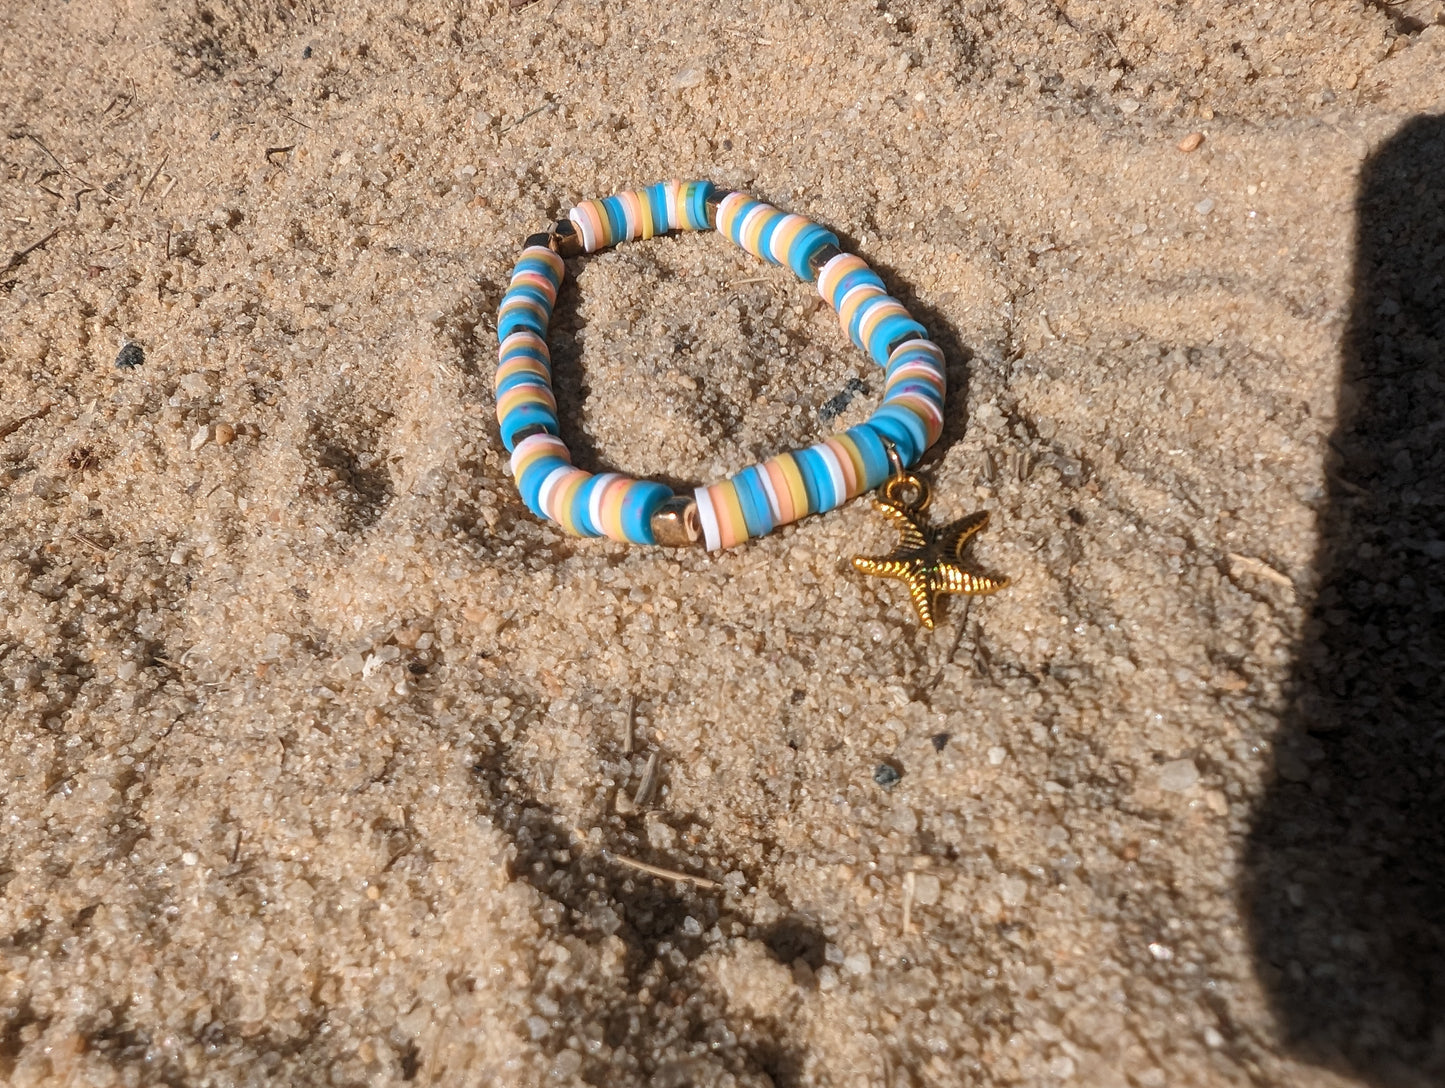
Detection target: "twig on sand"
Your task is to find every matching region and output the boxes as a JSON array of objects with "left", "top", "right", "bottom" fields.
[
  {"left": 633, "top": 752, "right": 661, "bottom": 806},
  {"left": 138, "top": 155, "right": 168, "bottom": 204},
  {"left": 622, "top": 694, "right": 636, "bottom": 755},
  {"left": 0, "top": 402, "right": 54, "bottom": 440},
  {"left": 605, "top": 851, "right": 720, "bottom": 891},
  {"left": 2, "top": 228, "right": 61, "bottom": 278},
  {"left": 502, "top": 102, "right": 555, "bottom": 133},
  {"left": 9, "top": 130, "right": 109, "bottom": 201},
  {"left": 901, "top": 871, "right": 916, "bottom": 935},
  {"left": 571, "top": 826, "right": 722, "bottom": 890},
  {"left": 69, "top": 532, "right": 111, "bottom": 555},
  {"left": 1227, "top": 552, "right": 1294, "bottom": 589}
]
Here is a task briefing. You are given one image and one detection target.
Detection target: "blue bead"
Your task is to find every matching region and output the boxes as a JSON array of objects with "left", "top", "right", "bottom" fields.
[
  {"left": 505, "top": 283, "right": 552, "bottom": 310},
  {"left": 732, "top": 466, "right": 775, "bottom": 539},
  {"left": 755, "top": 210, "right": 784, "bottom": 264},
  {"left": 885, "top": 342, "right": 942, "bottom": 379},
  {"left": 517, "top": 456, "right": 568, "bottom": 513},
  {"left": 569, "top": 477, "right": 604, "bottom": 537},
  {"left": 497, "top": 311, "right": 544, "bottom": 340},
  {"left": 846, "top": 424, "right": 893, "bottom": 490},
  {"left": 497, "top": 287, "right": 553, "bottom": 339},
  {"left": 601, "top": 195, "right": 626, "bottom": 244},
  {"left": 847, "top": 293, "right": 887, "bottom": 352},
  {"left": 514, "top": 254, "right": 563, "bottom": 287},
  {"left": 500, "top": 402, "right": 559, "bottom": 452},
  {"left": 688, "top": 181, "right": 713, "bottom": 231},
  {"left": 794, "top": 446, "right": 837, "bottom": 513},
  {"left": 867, "top": 313, "right": 929, "bottom": 366},
  {"left": 885, "top": 377, "right": 945, "bottom": 409},
  {"left": 620, "top": 481, "right": 673, "bottom": 544},
  {"left": 726, "top": 197, "right": 756, "bottom": 246},
  {"left": 494, "top": 370, "right": 550, "bottom": 396},
  {"left": 867, "top": 404, "right": 926, "bottom": 466},
  {"left": 789, "top": 223, "right": 839, "bottom": 282},
  {"left": 648, "top": 183, "right": 669, "bottom": 234},
  {"left": 829, "top": 266, "right": 885, "bottom": 310}
]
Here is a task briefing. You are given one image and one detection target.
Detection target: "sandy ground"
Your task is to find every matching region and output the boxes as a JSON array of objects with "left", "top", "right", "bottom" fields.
[{"left": 3, "top": 1, "right": 1445, "bottom": 1085}]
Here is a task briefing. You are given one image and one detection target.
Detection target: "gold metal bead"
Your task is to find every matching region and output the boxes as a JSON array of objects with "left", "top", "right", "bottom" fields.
[
  {"left": 551, "top": 219, "right": 583, "bottom": 258},
  {"left": 705, "top": 189, "right": 729, "bottom": 229},
  {"left": 651, "top": 496, "right": 701, "bottom": 547}
]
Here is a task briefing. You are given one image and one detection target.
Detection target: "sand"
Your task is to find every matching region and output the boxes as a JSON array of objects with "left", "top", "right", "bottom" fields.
[{"left": 3, "top": 1, "right": 1444, "bottom": 1085}]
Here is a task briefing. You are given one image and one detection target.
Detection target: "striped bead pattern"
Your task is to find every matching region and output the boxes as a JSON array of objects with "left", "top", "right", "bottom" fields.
[
  {"left": 568, "top": 180, "right": 714, "bottom": 253},
  {"left": 496, "top": 180, "right": 948, "bottom": 551},
  {"left": 715, "top": 191, "right": 843, "bottom": 282}
]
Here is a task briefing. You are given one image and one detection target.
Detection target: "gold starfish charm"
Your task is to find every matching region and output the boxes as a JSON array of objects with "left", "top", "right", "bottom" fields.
[{"left": 852, "top": 473, "right": 1009, "bottom": 629}]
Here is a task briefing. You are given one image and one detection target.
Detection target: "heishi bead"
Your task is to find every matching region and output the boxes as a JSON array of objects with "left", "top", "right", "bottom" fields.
[
  {"left": 497, "top": 330, "right": 558, "bottom": 450},
  {"left": 511, "top": 433, "right": 572, "bottom": 514},
  {"left": 499, "top": 180, "right": 946, "bottom": 550},
  {"left": 568, "top": 180, "right": 715, "bottom": 253},
  {"left": 717, "top": 192, "right": 839, "bottom": 283}
]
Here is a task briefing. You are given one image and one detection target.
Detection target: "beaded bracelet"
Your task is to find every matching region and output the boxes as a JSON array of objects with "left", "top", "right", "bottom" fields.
[{"left": 495, "top": 179, "right": 1007, "bottom": 627}]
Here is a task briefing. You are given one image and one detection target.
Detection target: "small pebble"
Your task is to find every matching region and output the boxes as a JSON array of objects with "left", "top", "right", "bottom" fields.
[
  {"left": 1194, "top": 197, "right": 1216, "bottom": 215},
  {"left": 930, "top": 732, "right": 950, "bottom": 752},
  {"left": 1157, "top": 758, "right": 1200, "bottom": 792},
  {"left": 550, "top": 1052, "right": 582, "bottom": 1079},
  {"left": 888, "top": 806, "right": 918, "bottom": 834},
  {"left": 190, "top": 425, "right": 212, "bottom": 452},
  {"left": 181, "top": 851, "right": 198, "bottom": 866},
  {"left": 987, "top": 746, "right": 1008, "bottom": 765},
  {"left": 843, "top": 952, "right": 872, "bottom": 977},
  {"left": 1177, "top": 132, "right": 1205, "bottom": 153},
  {"left": 114, "top": 342, "right": 144, "bottom": 369},
  {"left": 670, "top": 67, "right": 707, "bottom": 91},
  {"left": 213, "top": 423, "right": 236, "bottom": 446},
  {"left": 1203, "top": 1027, "right": 1225, "bottom": 1048},
  {"left": 912, "top": 873, "right": 941, "bottom": 906},
  {"left": 873, "top": 763, "right": 901, "bottom": 788},
  {"left": 999, "top": 875, "right": 1028, "bottom": 907},
  {"left": 1148, "top": 941, "right": 1174, "bottom": 961}
]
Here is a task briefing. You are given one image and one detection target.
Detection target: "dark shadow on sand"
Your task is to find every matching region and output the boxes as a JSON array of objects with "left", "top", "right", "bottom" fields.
[{"left": 1244, "top": 115, "right": 1445, "bottom": 1084}]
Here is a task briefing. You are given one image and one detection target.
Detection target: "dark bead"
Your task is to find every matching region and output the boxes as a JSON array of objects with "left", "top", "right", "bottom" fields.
[
  {"left": 885, "top": 331, "right": 926, "bottom": 357},
  {"left": 808, "top": 243, "right": 842, "bottom": 276},
  {"left": 522, "top": 232, "right": 551, "bottom": 250}
]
